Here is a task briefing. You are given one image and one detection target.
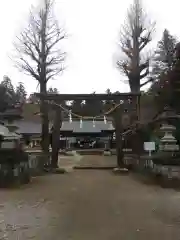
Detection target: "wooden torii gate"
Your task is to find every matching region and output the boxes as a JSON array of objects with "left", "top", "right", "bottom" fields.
[{"left": 35, "top": 92, "right": 140, "bottom": 170}]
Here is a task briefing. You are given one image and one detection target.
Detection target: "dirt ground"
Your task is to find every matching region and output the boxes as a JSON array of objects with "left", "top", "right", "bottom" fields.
[{"left": 1, "top": 156, "right": 180, "bottom": 239}]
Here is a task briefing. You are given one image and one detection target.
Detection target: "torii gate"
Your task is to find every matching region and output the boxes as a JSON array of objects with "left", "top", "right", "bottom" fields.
[{"left": 35, "top": 92, "right": 141, "bottom": 170}]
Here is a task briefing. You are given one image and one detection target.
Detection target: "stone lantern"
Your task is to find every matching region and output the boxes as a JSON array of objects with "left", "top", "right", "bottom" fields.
[
  {"left": 152, "top": 107, "right": 180, "bottom": 179},
  {"left": 157, "top": 107, "right": 179, "bottom": 153},
  {"left": 159, "top": 124, "right": 179, "bottom": 152}
]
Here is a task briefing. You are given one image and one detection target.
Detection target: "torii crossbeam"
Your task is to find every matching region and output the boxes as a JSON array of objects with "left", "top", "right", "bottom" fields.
[{"left": 35, "top": 92, "right": 140, "bottom": 101}]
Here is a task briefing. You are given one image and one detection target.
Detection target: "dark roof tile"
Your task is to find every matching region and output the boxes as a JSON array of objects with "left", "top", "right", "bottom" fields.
[{"left": 8, "top": 120, "right": 114, "bottom": 134}]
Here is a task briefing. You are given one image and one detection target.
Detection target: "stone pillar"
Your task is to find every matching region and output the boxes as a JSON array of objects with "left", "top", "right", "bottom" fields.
[
  {"left": 30, "top": 142, "right": 33, "bottom": 148},
  {"left": 123, "top": 148, "right": 133, "bottom": 167},
  {"left": 67, "top": 138, "right": 71, "bottom": 149},
  {"left": 51, "top": 108, "right": 62, "bottom": 168},
  {"left": 103, "top": 137, "right": 111, "bottom": 156},
  {"left": 104, "top": 138, "right": 110, "bottom": 150}
]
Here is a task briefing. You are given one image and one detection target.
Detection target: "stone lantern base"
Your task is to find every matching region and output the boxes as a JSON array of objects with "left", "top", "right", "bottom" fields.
[{"left": 112, "top": 167, "right": 129, "bottom": 174}]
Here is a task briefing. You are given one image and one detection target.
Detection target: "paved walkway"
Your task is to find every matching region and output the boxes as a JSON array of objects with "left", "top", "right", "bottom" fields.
[
  {"left": 0, "top": 166, "right": 180, "bottom": 239},
  {"left": 58, "top": 154, "right": 117, "bottom": 170}
]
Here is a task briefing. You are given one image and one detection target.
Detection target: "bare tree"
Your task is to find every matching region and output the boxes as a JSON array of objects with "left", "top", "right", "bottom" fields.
[
  {"left": 14, "top": 0, "right": 66, "bottom": 157},
  {"left": 117, "top": 0, "right": 155, "bottom": 92}
]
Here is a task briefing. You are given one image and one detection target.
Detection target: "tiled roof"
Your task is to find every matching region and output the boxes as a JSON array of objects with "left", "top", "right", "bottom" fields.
[
  {"left": 61, "top": 121, "right": 114, "bottom": 133},
  {"left": 7, "top": 120, "right": 114, "bottom": 134},
  {"left": 9, "top": 121, "right": 43, "bottom": 134}
]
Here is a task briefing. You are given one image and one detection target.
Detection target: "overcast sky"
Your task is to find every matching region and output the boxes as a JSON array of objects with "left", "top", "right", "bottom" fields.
[{"left": 0, "top": 0, "right": 180, "bottom": 94}]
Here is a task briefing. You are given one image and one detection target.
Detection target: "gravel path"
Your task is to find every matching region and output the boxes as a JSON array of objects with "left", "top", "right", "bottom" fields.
[{"left": 0, "top": 158, "right": 180, "bottom": 239}]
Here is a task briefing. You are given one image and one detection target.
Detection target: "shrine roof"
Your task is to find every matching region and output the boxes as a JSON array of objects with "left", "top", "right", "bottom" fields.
[{"left": 6, "top": 120, "right": 114, "bottom": 135}]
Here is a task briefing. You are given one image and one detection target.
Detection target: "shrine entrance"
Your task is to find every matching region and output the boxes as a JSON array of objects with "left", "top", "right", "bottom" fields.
[{"left": 35, "top": 92, "right": 140, "bottom": 170}]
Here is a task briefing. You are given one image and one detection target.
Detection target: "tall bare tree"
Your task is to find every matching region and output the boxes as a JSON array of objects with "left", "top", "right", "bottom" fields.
[
  {"left": 14, "top": 0, "right": 66, "bottom": 157},
  {"left": 117, "top": 0, "right": 155, "bottom": 92},
  {"left": 114, "top": 0, "right": 155, "bottom": 168}
]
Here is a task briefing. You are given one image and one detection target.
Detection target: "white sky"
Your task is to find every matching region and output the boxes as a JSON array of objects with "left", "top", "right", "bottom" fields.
[{"left": 0, "top": 0, "right": 180, "bottom": 94}]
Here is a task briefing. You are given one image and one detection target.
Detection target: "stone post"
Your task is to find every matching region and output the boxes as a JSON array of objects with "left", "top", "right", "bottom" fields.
[{"left": 103, "top": 136, "right": 111, "bottom": 156}]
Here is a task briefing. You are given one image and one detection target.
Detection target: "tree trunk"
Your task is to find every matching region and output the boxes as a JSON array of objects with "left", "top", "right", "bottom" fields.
[
  {"left": 51, "top": 107, "right": 62, "bottom": 168},
  {"left": 114, "top": 107, "right": 124, "bottom": 168},
  {"left": 40, "top": 6, "right": 49, "bottom": 158},
  {"left": 40, "top": 83, "right": 49, "bottom": 157}
]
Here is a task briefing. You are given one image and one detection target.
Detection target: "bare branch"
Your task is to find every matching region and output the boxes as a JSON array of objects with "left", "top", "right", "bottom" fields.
[
  {"left": 139, "top": 60, "right": 149, "bottom": 74},
  {"left": 140, "top": 68, "right": 149, "bottom": 79},
  {"left": 139, "top": 32, "right": 151, "bottom": 51},
  {"left": 17, "top": 57, "right": 40, "bottom": 81},
  {"left": 13, "top": 0, "right": 66, "bottom": 85},
  {"left": 46, "top": 68, "right": 64, "bottom": 81},
  {"left": 140, "top": 77, "right": 154, "bottom": 88},
  {"left": 117, "top": 60, "right": 130, "bottom": 78}
]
